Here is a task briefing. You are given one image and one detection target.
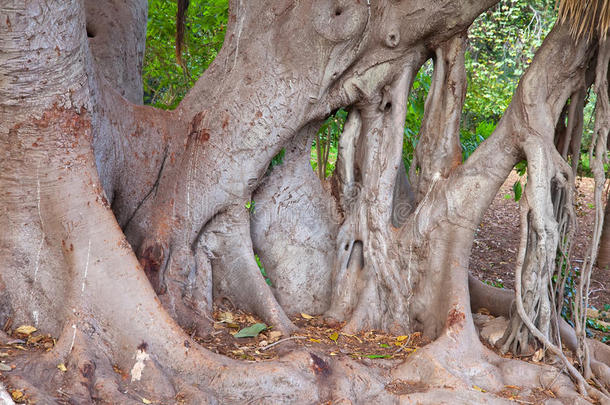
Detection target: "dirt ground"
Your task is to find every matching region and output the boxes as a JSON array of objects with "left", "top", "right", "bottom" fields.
[{"left": 469, "top": 171, "right": 610, "bottom": 309}]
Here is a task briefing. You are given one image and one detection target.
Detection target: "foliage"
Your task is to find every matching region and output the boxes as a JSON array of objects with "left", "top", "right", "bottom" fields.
[
  {"left": 270, "top": 148, "right": 285, "bottom": 169},
  {"left": 311, "top": 109, "right": 348, "bottom": 179},
  {"left": 255, "top": 254, "right": 272, "bottom": 286},
  {"left": 143, "top": 0, "right": 228, "bottom": 109},
  {"left": 484, "top": 279, "right": 505, "bottom": 288},
  {"left": 556, "top": 266, "right": 578, "bottom": 325},
  {"left": 402, "top": 63, "right": 432, "bottom": 171},
  {"left": 403, "top": 1, "right": 557, "bottom": 168},
  {"left": 464, "top": 0, "right": 556, "bottom": 130},
  {"left": 245, "top": 200, "right": 255, "bottom": 213}
]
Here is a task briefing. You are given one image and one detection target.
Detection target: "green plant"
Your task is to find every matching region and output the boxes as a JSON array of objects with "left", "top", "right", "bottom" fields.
[
  {"left": 311, "top": 109, "right": 347, "bottom": 179},
  {"left": 512, "top": 180, "right": 523, "bottom": 202},
  {"left": 402, "top": 63, "right": 432, "bottom": 171},
  {"left": 484, "top": 279, "right": 505, "bottom": 289},
  {"left": 461, "top": 0, "right": 555, "bottom": 157},
  {"left": 143, "top": 0, "right": 228, "bottom": 109},
  {"left": 554, "top": 266, "right": 610, "bottom": 343},
  {"left": 255, "top": 254, "right": 272, "bottom": 286}
]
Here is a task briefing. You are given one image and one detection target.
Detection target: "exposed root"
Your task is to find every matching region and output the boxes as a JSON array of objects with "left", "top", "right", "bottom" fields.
[
  {"left": 392, "top": 315, "right": 593, "bottom": 404},
  {"left": 203, "top": 205, "right": 297, "bottom": 334},
  {"left": 138, "top": 239, "right": 213, "bottom": 336},
  {"left": 251, "top": 123, "right": 339, "bottom": 316},
  {"left": 470, "top": 274, "right": 610, "bottom": 399},
  {"left": 500, "top": 137, "right": 574, "bottom": 357}
]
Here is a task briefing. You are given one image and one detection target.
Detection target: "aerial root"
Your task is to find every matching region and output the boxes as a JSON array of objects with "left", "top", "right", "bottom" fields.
[
  {"left": 471, "top": 275, "right": 610, "bottom": 401},
  {"left": 138, "top": 204, "right": 297, "bottom": 336},
  {"left": 203, "top": 205, "right": 297, "bottom": 334}
]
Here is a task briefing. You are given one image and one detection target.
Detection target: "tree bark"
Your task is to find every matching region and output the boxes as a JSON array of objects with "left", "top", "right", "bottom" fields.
[{"left": 3, "top": 0, "right": 610, "bottom": 403}]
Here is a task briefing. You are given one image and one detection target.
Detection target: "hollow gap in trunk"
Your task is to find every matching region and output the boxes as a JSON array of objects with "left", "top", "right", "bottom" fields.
[
  {"left": 469, "top": 169, "right": 523, "bottom": 291},
  {"left": 403, "top": 59, "right": 433, "bottom": 175},
  {"left": 86, "top": 23, "right": 97, "bottom": 38},
  {"left": 310, "top": 109, "right": 348, "bottom": 181}
]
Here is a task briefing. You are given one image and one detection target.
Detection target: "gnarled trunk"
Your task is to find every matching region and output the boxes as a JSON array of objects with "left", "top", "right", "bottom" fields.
[{"left": 2, "top": 0, "right": 610, "bottom": 403}]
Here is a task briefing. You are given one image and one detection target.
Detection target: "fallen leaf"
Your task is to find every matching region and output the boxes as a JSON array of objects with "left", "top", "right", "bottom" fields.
[
  {"left": 379, "top": 343, "right": 390, "bottom": 348},
  {"left": 329, "top": 352, "right": 337, "bottom": 356},
  {"left": 340, "top": 333, "right": 362, "bottom": 343},
  {"left": 396, "top": 335, "right": 408, "bottom": 342},
  {"left": 258, "top": 340, "right": 268, "bottom": 347},
  {"left": 0, "top": 363, "right": 12, "bottom": 371},
  {"left": 219, "top": 312, "right": 234, "bottom": 323},
  {"left": 11, "top": 390, "right": 24, "bottom": 401},
  {"left": 28, "top": 335, "right": 43, "bottom": 344},
  {"left": 301, "top": 313, "right": 314, "bottom": 320},
  {"left": 269, "top": 331, "right": 282, "bottom": 341},
  {"left": 141, "top": 398, "right": 152, "bottom": 404},
  {"left": 234, "top": 323, "right": 267, "bottom": 338},
  {"left": 532, "top": 349, "right": 544, "bottom": 363},
  {"left": 57, "top": 363, "right": 67, "bottom": 372},
  {"left": 14, "top": 325, "right": 37, "bottom": 336},
  {"left": 309, "top": 338, "right": 321, "bottom": 343},
  {"left": 473, "top": 385, "right": 486, "bottom": 392},
  {"left": 364, "top": 354, "right": 392, "bottom": 359},
  {"left": 329, "top": 332, "right": 339, "bottom": 342}
]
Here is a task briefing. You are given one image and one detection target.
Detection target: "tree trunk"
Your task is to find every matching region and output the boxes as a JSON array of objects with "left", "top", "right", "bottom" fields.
[
  {"left": 2, "top": 0, "right": 610, "bottom": 403},
  {"left": 597, "top": 200, "right": 610, "bottom": 269}
]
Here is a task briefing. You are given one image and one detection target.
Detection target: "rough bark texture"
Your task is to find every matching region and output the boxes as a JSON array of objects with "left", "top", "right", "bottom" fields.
[
  {"left": 251, "top": 123, "right": 339, "bottom": 316},
  {"left": 2, "top": 0, "right": 610, "bottom": 403}
]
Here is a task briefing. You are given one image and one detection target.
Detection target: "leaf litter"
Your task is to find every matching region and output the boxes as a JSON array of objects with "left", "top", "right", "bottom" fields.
[
  {"left": 0, "top": 325, "right": 57, "bottom": 404},
  {"left": 192, "top": 304, "right": 429, "bottom": 362}
]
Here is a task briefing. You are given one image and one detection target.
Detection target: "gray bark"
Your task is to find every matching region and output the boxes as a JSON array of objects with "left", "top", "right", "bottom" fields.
[
  {"left": 251, "top": 123, "right": 339, "bottom": 316},
  {"left": 2, "top": 0, "right": 609, "bottom": 403}
]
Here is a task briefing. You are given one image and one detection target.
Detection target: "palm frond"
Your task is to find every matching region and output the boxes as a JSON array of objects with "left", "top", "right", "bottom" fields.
[{"left": 557, "top": 0, "right": 610, "bottom": 40}]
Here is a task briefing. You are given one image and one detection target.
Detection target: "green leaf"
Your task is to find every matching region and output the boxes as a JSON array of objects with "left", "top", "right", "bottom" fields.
[
  {"left": 379, "top": 343, "right": 390, "bottom": 348},
  {"left": 363, "top": 354, "right": 392, "bottom": 359},
  {"left": 513, "top": 181, "right": 522, "bottom": 202},
  {"left": 234, "top": 323, "right": 267, "bottom": 338}
]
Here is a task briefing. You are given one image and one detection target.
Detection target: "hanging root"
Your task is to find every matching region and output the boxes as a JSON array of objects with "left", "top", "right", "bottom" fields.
[
  {"left": 573, "top": 37, "right": 610, "bottom": 387},
  {"left": 202, "top": 204, "right": 297, "bottom": 334},
  {"left": 496, "top": 134, "right": 610, "bottom": 400},
  {"left": 499, "top": 136, "right": 572, "bottom": 356},
  {"left": 325, "top": 61, "right": 422, "bottom": 334}
]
